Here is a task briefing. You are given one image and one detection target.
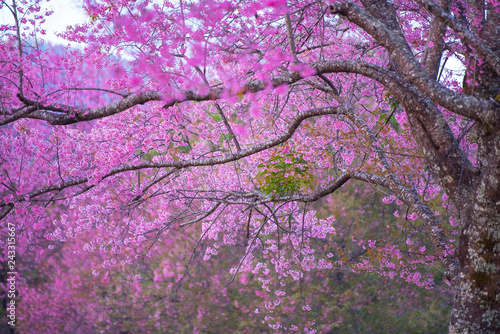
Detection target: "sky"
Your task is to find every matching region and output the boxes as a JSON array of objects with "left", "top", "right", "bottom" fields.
[
  {"left": 42, "top": 0, "right": 88, "bottom": 45},
  {"left": 1, "top": 0, "right": 87, "bottom": 46}
]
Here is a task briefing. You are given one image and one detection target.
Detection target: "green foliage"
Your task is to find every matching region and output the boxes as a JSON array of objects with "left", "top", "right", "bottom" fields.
[
  {"left": 219, "top": 133, "right": 232, "bottom": 145},
  {"left": 210, "top": 113, "right": 223, "bottom": 122},
  {"left": 176, "top": 145, "right": 191, "bottom": 153},
  {"left": 141, "top": 148, "right": 159, "bottom": 161},
  {"left": 376, "top": 92, "right": 401, "bottom": 132},
  {"left": 257, "top": 153, "right": 315, "bottom": 196}
]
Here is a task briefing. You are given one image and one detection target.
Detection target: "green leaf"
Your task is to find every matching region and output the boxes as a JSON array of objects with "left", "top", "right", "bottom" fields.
[
  {"left": 176, "top": 145, "right": 191, "bottom": 153},
  {"left": 390, "top": 101, "right": 399, "bottom": 112},
  {"left": 219, "top": 133, "right": 232, "bottom": 144},
  {"left": 211, "top": 113, "right": 222, "bottom": 122},
  {"left": 142, "top": 149, "right": 159, "bottom": 161},
  {"left": 389, "top": 115, "right": 400, "bottom": 131}
]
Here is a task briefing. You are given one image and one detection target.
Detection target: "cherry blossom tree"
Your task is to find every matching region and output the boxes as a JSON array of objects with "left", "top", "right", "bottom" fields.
[{"left": 1, "top": 0, "right": 499, "bottom": 332}]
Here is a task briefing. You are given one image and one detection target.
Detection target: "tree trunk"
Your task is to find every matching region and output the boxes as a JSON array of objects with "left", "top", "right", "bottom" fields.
[
  {"left": 450, "top": 46, "right": 500, "bottom": 334},
  {"left": 451, "top": 193, "right": 500, "bottom": 332},
  {"left": 449, "top": 1, "right": 500, "bottom": 330}
]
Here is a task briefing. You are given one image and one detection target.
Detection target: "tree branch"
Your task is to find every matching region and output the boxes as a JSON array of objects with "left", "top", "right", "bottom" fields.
[
  {"left": 0, "top": 106, "right": 344, "bottom": 208},
  {"left": 329, "top": 1, "right": 500, "bottom": 132},
  {"left": 422, "top": 0, "right": 451, "bottom": 80},
  {"left": 415, "top": 0, "right": 500, "bottom": 76}
]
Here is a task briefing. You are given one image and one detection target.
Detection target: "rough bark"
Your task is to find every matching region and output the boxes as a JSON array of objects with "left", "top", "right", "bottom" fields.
[
  {"left": 450, "top": 133, "right": 500, "bottom": 332},
  {"left": 329, "top": 0, "right": 500, "bottom": 331},
  {"left": 449, "top": 0, "right": 500, "bottom": 331}
]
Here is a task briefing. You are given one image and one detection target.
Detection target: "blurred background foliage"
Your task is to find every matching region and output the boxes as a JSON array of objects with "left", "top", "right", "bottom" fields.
[{"left": 6, "top": 180, "right": 452, "bottom": 333}]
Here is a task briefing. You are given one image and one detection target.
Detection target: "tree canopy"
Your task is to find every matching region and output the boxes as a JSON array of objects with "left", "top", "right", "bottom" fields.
[{"left": 1, "top": 0, "right": 500, "bottom": 332}]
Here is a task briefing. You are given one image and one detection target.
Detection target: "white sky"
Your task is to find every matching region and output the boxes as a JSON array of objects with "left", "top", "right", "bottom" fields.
[
  {"left": 1, "top": 0, "right": 87, "bottom": 46},
  {"left": 43, "top": 0, "right": 88, "bottom": 45}
]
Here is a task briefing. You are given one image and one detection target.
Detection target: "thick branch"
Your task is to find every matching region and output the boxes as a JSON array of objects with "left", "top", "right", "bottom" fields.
[
  {"left": 15, "top": 91, "right": 163, "bottom": 125},
  {"left": 314, "top": 60, "right": 457, "bottom": 151},
  {"left": 415, "top": 0, "right": 500, "bottom": 76},
  {"left": 0, "top": 106, "right": 344, "bottom": 207},
  {"left": 0, "top": 106, "right": 37, "bottom": 126},
  {"left": 329, "top": 1, "right": 500, "bottom": 132},
  {"left": 6, "top": 71, "right": 306, "bottom": 126},
  {"left": 285, "top": 12, "right": 299, "bottom": 61},
  {"left": 422, "top": 0, "right": 451, "bottom": 80}
]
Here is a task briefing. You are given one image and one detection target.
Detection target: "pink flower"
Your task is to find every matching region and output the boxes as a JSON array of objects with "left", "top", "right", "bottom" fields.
[
  {"left": 233, "top": 124, "right": 249, "bottom": 137},
  {"left": 408, "top": 212, "right": 418, "bottom": 220},
  {"left": 382, "top": 195, "right": 395, "bottom": 204},
  {"left": 299, "top": 65, "right": 316, "bottom": 78}
]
